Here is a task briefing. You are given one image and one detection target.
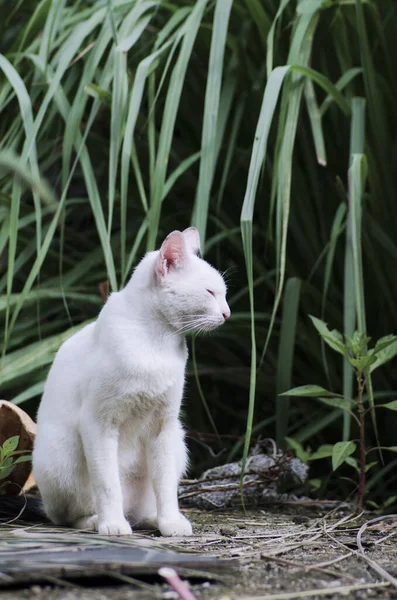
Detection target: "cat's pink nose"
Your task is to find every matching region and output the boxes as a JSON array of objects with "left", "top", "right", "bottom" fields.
[{"left": 222, "top": 310, "right": 230, "bottom": 321}]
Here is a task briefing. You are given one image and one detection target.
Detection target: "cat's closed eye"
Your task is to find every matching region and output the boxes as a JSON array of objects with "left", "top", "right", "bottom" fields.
[{"left": 206, "top": 289, "right": 215, "bottom": 297}]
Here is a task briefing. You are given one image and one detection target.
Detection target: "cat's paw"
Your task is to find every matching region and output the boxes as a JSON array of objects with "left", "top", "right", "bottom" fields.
[
  {"left": 158, "top": 513, "right": 193, "bottom": 537},
  {"left": 98, "top": 518, "right": 132, "bottom": 536}
]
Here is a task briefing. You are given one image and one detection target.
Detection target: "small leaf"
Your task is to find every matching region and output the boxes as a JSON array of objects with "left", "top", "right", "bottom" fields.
[
  {"left": 385, "top": 446, "right": 397, "bottom": 452},
  {"left": 1, "top": 436, "right": 19, "bottom": 456},
  {"left": 346, "top": 331, "right": 370, "bottom": 355},
  {"left": 380, "top": 401, "right": 397, "bottom": 411},
  {"left": 317, "top": 397, "right": 352, "bottom": 411},
  {"left": 13, "top": 455, "right": 32, "bottom": 464},
  {"left": 344, "top": 456, "right": 359, "bottom": 472},
  {"left": 309, "top": 444, "right": 334, "bottom": 460},
  {"left": 383, "top": 495, "right": 397, "bottom": 508},
  {"left": 285, "top": 437, "right": 310, "bottom": 463},
  {"left": 309, "top": 478, "right": 321, "bottom": 491},
  {"left": 370, "top": 339, "right": 397, "bottom": 373},
  {"left": 365, "top": 461, "right": 378, "bottom": 473},
  {"left": 332, "top": 441, "right": 356, "bottom": 471},
  {"left": 348, "top": 355, "right": 376, "bottom": 370},
  {"left": 371, "top": 335, "right": 397, "bottom": 356},
  {"left": 309, "top": 315, "right": 346, "bottom": 355},
  {"left": 0, "top": 466, "right": 15, "bottom": 481},
  {"left": 280, "top": 385, "right": 335, "bottom": 397}
]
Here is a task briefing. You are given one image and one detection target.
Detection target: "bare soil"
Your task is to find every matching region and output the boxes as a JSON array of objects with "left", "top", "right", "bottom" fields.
[{"left": 2, "top": 504, "right": 397, "bottom": 600}]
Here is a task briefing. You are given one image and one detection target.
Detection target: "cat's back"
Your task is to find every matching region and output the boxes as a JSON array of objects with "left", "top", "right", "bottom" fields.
[
  {"left": 52, "top": 321, "right": 97, "bottom": 372},
  {"left": 37, "top": 322, "right": 97, "bottom": 418}
]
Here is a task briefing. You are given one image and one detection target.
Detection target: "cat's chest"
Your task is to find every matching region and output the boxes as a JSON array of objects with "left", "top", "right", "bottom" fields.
[{"left": 113, "top": 338, "right": 187, "bottom": 399}]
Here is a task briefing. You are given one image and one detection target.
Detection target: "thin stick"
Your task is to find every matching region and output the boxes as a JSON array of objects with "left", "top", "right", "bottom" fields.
[
  {"left": 259, "top": 553, "right": 357, "bottom": 583},
  {"left": 240, "top": 582, "right": 389, "bottom": 600}
]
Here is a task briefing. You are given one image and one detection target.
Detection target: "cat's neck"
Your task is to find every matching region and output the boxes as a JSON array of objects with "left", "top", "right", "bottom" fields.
[{"left": 100, "top": 284, "right": 187, "bottom": 350}]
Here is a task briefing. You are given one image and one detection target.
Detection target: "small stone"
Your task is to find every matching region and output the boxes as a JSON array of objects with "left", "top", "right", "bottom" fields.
[
  {"left": 30, "top": 587, "right": 42, "bottom": 596},
  {"left": 220, "top": 525, "right": 237, "bottom": 536},
  {"left": 292, "top": 515, "right": 310, "bottom": 524}
]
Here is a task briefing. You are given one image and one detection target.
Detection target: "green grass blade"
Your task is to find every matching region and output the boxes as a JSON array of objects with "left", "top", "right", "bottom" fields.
[
  {"left": 262, "top": 9, "right": 321, "bottom": 366},
  {"left": 342, "top": 97, "right": 365, "bottom": 440},
  {"left": 305, "top": 78, "right": 327, "bottom": 166},
  {"left": 108, "top": 47, "right": 127, "bottom": 241},
  {"left": 147, "top": 0, "right": 208, "bottom": 251},
  {"left": 1, "top": 321, "right": 92, "bottom": 389},
  {"left": 12, "top": 381, "right": 46, "bottom": 405},
  {"left": 192, "top": 0, "right": 233, "bottom": 245},
  {"left": 349, "top": 152, "right": 381, "bottom": 456},
  {"left": 276, "top": 277, "right": 301, "bottom": 448},
  {"left": 191, "top": 339, "right": 220, "bottom": 443},
  {"left": 266, "top": 0, "right": 292, "bottom": 76},
  {"left": 240, "top": 65, "right": 289, "bottom": 498},
  {"left": 120, "top": 39, "right": 174, "bottom": 277},
  {"left": 319, "top": 68, "right": 362, "bottom": 116}
]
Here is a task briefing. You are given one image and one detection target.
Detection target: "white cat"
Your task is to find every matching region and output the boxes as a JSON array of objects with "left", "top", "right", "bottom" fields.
[{"left": 32, "top": 228, "right": 230, "bottom": 536}]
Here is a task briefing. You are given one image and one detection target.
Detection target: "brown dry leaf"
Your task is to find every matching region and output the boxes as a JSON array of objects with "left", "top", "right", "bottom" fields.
[{"left": 0, "top": 400, "right": 36, "bottom": 494}]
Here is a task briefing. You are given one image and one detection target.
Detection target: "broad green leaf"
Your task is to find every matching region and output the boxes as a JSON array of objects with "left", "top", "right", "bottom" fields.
[
  {"left": 348, "top": 355, "right": 377, "bottom": 371},
  {"left": 317, "top": 397, "right": 352, "bottom": 411},
  {"left": 13, "top": 455, "right": 32, "bottom": 464},
  {"left": 1, "top": 436, "right": 20, "bottom": 456},
  {"left": 309, "top": 444, "right": 334, "bottom": 460},
  {"left": 280, "top": 385, "right": 335, "bottom": 397},
  {"left": 309, "top": 479, "right": 322, "bottom": 491},
  {"left": 369, "top": 340, "right": 397, "bottom": 373},
  {"left": 344, "top": 456, "right": 359, "bottom": 472},
  {"left": 309, "top": 316, "right": 346, "bottom": 355},
  {"left": 285, "top": 437, "right": 310, "bottom": 463},
  {"left": 0, "top": 466, "right": 15, "bottom": 481},
  {"left": 382, "top": 401, "right": 397, "bottom": 411},
  {"left": 332, "top": 441, "right": 356, "bottom": 471},
  {"left": 383, "top": 496, "right": 397, "bottom": 508},
  {"left": 365, "top": 461, "right": 378, "bottom": 473},
  {"left": 370, "top": 335, "right": 397, "bottom": 356}
]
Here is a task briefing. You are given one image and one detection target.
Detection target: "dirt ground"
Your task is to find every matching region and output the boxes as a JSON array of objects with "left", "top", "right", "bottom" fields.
[{"left": 2, "top": 504, "right": 397, "bottom": 600}]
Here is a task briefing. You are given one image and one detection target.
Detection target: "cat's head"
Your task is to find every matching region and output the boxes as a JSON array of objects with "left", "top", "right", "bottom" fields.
[{"left": 153, "top": 228, "right": 230, "bottom": 334}]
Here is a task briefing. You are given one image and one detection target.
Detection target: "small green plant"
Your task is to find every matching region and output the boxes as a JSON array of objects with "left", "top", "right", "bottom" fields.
[
  {"left": 0, "top": 436, "right": 32, "bottom": 490},
  {"left": 281, "top": 316, "right": 397, "bottom": 510}
]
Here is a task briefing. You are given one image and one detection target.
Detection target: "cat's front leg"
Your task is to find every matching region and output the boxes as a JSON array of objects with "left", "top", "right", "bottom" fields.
[
  {"left": 151, "top": 415, "right": 192, "bottom": 537},
  {"left": 80, "top": 413, "right": 132, "bottom": 536}
]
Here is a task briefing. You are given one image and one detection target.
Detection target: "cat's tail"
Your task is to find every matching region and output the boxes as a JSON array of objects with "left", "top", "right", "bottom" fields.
[{"left": 0, "top": 495, "right": 49, "bottom": 524}]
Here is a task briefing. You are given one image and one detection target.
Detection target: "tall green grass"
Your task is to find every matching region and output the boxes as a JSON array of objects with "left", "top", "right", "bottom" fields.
[{"left": 1, "top": 0, "right": 397, "bottom": 500}]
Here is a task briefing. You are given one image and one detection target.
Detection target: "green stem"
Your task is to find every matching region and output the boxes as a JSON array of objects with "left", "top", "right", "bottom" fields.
[{"left": 356, "top": 370, "right": 366, "bottom": 510}]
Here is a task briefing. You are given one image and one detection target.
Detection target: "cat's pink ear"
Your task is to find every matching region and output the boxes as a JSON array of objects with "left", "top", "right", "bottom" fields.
[
  {"left": 157, "top": 231, "right": 187, "bottom": 276},
  {"left": 182, "top": 227, "right": 201, "bottom": 257}
]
